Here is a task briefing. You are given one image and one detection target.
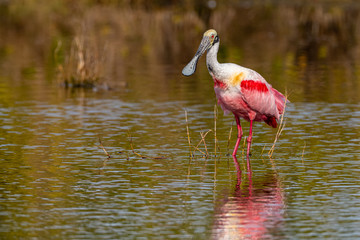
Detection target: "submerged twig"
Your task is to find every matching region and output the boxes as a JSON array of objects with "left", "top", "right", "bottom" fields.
[
  {"left": 128, "top": 131, "right": 145, "bottom": 158},
  {"left": 99, "top": 137, "right": 111, "bottom": 158},
  {"left": 127, "top": 131, "right": 166, "bottom": 159}
]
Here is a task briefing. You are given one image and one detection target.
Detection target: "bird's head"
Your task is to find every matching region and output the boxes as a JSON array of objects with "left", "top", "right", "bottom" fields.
[{"left": 182, "top": 29, "right": 219, "bottom": 76}]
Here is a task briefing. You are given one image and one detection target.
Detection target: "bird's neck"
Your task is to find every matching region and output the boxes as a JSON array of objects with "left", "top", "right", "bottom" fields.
[{"left": 206, "top": 41, "right": 220, "bottom": 76}]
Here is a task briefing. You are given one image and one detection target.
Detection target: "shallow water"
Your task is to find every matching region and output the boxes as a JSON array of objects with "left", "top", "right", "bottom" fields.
[
  {"left": 1, "top": 2, "right": 360, "bottom": 238},
  {"left": 1, "top": 59, "right": 359, "bottom": 239}
]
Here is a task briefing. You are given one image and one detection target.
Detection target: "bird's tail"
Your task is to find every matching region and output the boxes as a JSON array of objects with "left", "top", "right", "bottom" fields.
[{"left": 271, "top": 87, "right": 288, "bottom": 115}]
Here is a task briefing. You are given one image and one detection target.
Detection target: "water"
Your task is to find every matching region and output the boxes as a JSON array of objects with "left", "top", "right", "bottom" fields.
[
  {"left": 1, "top": 2, "right": 360, "bottom": 239},
  {"left": 1, "top": 65, "right": 359, "bottom": 239}
]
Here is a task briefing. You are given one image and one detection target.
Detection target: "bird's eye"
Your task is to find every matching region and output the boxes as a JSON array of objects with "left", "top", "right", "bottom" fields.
[{"left": 211, "top": 35, "right": 214, "bottom": 38}]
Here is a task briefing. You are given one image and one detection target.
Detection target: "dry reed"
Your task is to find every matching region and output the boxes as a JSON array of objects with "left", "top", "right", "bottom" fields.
[
  {"left": 261, "top": 144, "right": 267, "bottom": 157},
  {"left": 214, "top": 105, "right": 218, "bottom": 157},
  {"left": 200, "top": 130, "right": 211, "bottom": 157},
  {"left": 192, "top": 130, "right": 212, "bottom": 157},
  {"left": 184, "top": 106, "right": 228, "bottom": 159},
  {"left": 3, "top": 1, "right": 360, "bottom": 89},
  {"left": 57, "top": 36, "right": 104, "bottom": 89},
  {"left": 268, "top": 94, "right": 288, "bottom": 157},
  {"left": 184, "top": 109, "right": 193, "bottom": 158},
  {"left": 184, "top": 109, "right": 214, "bottom": 158},
  {"left": 226, "top": 121, "right": 233, "bottom": 155}
]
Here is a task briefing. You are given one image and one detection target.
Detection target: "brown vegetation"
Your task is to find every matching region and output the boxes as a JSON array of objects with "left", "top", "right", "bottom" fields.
[{"left": 1, "top": 0, "right": 360, "bottom": 90}]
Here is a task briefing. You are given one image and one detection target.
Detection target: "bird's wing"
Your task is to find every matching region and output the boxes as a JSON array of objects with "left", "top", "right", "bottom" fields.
[{"left": 239, "top": 73, "right": 279, "bottom": 119}]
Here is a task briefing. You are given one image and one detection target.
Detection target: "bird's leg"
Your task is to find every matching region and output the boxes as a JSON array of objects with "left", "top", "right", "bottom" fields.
[
  {"left": 246, "top": 119, "right": 253, "bottom": 172},
  {"left": 232, "top": 115, "right": 243, "bottom": 157}
]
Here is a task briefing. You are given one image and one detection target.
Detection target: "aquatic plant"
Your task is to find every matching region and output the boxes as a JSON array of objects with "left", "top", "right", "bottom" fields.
[
  {"left": 1, "top": 0, "right": 359, "bottom": 96},
  {"left": 56, "top": 36, "right": 105, "bottom": 89}
]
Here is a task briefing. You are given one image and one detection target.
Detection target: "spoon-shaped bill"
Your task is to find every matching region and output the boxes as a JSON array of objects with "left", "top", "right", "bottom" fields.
[
  {"left": 182, "top": 55, "right": 200, "bottom": 76},
  {"left": 182, "top": 36, "right": 212, "bottom": 76}
]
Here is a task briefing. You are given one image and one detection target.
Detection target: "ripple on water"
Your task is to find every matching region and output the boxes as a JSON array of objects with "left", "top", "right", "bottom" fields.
[{"left": 1, "top": 96, "right": 360, "bottom": 239}]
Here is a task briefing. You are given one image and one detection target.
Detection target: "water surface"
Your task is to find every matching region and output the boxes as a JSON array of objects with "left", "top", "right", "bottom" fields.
[{"left": 1, "top": 2, "right": 360, "bottom": 239}]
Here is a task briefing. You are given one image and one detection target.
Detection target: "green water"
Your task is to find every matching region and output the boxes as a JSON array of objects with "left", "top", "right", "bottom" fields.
[
  {"left": 1, "top": 1, "right": 360, "bottom": 239},
  {"left": 1, "top": 59, "right": 359, "bottom": 239}
]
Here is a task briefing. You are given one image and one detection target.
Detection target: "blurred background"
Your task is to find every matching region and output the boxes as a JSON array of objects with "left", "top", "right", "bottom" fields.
[
  {"left": 1, "top": 1, "right": 360, "bottom": 239},
  {"left": 1, "top": 0, "right": 360, "bottom": 102}
]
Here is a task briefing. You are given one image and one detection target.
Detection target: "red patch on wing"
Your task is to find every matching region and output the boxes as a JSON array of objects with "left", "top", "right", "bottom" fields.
[
  {"left": 241, "top": 80, "right": 268, "bottom": 92},
  {"left": 214, "top": 78, "right": 226, "bottom": 89}
]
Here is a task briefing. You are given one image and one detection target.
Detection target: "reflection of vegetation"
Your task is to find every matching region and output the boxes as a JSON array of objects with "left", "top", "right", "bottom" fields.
[
  {"left": 295, "top": 3, "right": 358, "bottom": 61},
  {"left": 56, "top": 36, "right": 104, "bottom": 89},
  {"left": 0, "top": 0, "right": 359, "bottom": 98}
]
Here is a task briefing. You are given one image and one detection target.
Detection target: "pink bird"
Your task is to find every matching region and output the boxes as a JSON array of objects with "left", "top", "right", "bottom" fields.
[{"left": 182, "top": 29, "right": 286, "bottom": 171}]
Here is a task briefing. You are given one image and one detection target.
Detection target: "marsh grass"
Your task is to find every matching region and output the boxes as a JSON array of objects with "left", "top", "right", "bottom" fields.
[
  {"left": 2, "top": 1, "right": 360, "bottom": 95},
  {"left": 214, "top": 105, "right": 218, "bottom": 157},
  {"left": 192, "top": 130, "right": 212, "bottom": 157},
  {"left": 184, "top": 105, "right": 238, "bottom": 162},
  {"left": 226, "top": 121, "right": 233, "bottom": 155},
  {"left": 185, "top": 109, "right": 193, "bottom": 158},
  {"left": 56, "top": 36, "right": 105, "bottom": 89},
  {"left": 185, "top": 98, "right": 289, "bottom": 165},
  {"left": 268, "top": 94, "right": 289, "bottom": 158}
]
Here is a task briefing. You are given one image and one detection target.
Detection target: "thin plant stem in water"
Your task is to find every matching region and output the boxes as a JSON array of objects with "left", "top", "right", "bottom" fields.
[
  {"left": 214, "top": 105, "right": 217, "bottom": 157},
  {"left": 261, "top": 144, "right": 267, "bottom": 157},
  {"left": 200, "top": 131, "right": 210, "bottom": 157},
  {"left": 261, "top": 144, "right": 267, "bottom": 164},
  {"left": 193, "top": 129, "right": 212, "bottom": 157},
  {"left": 184, "top": 110, "right": 213, "bottom": 158},
  {"left": 127, "top": 131, "right": 146, "bottom": 158},
  {"left": 241, "top": 137, "right": 247, "bottom": 171},
  {"left": 226, "top": 120, "right": 233, "bottom": 156},
  {"left": 268, "top": 156, "right": 278, "bottom": 172},
  {"left": 127, "top": 131, "right": 166, "bottom": 159},
  {"left": 184, "top": 109, "right": 193, "bottom": 158},
  {"left": 98, "top": 138, "right": 111, "bottom": 173},
  {"left": 268, "top": 94, "right": 288, "bottom": 157},
  {"left": 301, "top": 141, "right": 306, "bottom": 165}
]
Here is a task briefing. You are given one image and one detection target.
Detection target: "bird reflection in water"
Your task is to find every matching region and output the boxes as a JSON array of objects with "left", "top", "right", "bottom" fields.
[{"left": 212, "top": 156, "right": 285, "bottom": 240}]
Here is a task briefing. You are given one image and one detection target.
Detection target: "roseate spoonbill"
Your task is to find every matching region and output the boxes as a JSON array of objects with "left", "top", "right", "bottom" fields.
[{"left": 182, "top": 29, "right": 286, "bottom": 171}]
